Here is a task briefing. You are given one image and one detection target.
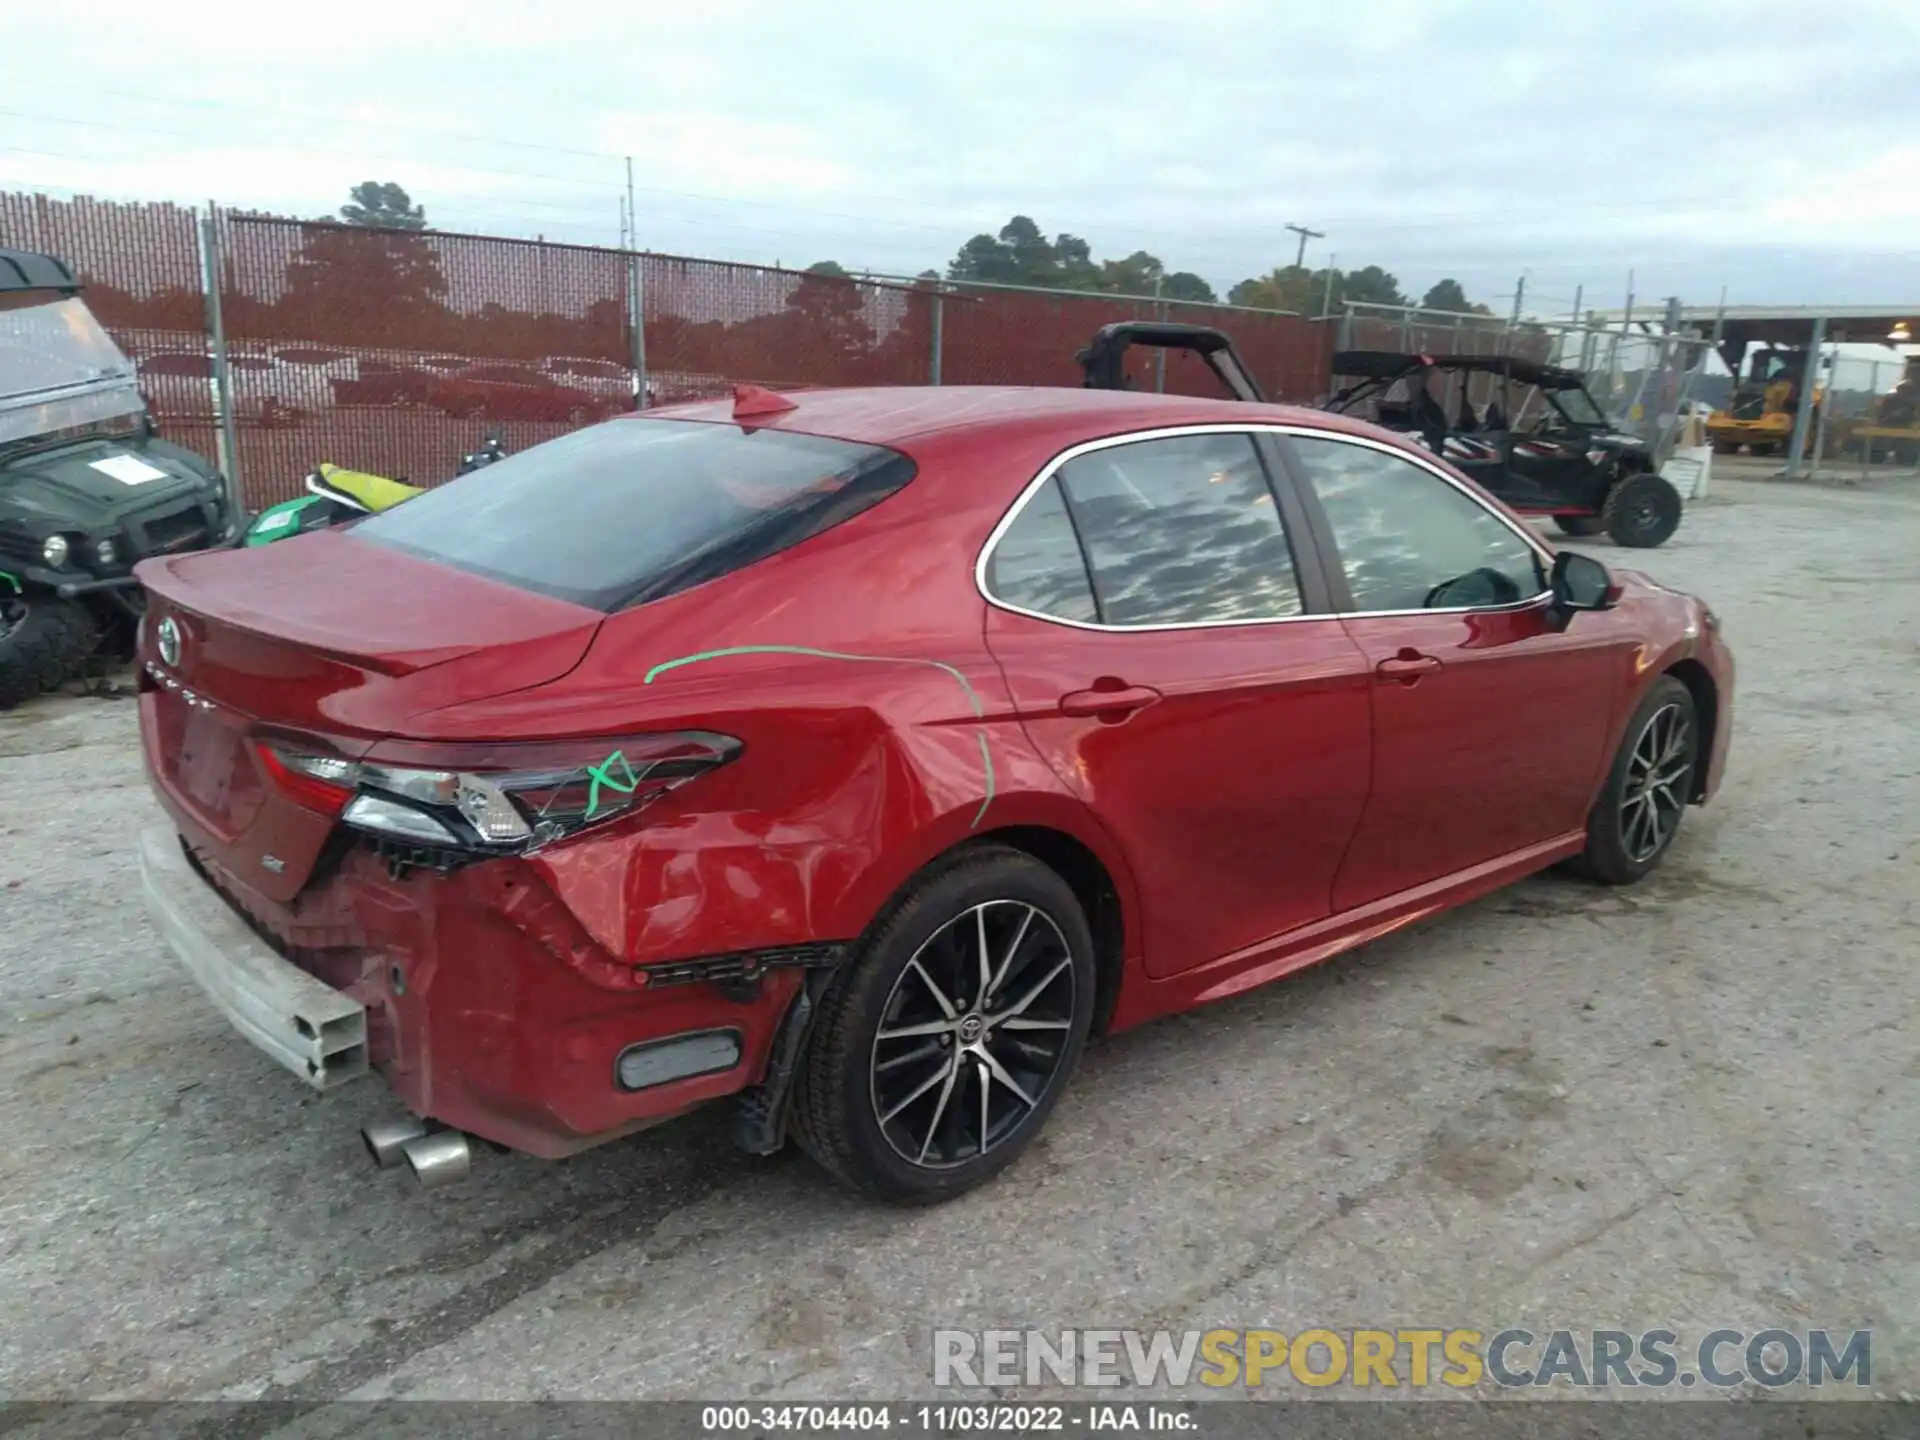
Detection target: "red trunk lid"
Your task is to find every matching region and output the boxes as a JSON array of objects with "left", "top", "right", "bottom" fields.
[{"left": 135, "top": 530, "right": 603, "bottom": 899}]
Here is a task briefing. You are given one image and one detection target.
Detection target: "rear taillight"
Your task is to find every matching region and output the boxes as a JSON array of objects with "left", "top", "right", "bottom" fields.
[
  {"left": 256, "top": 742, "right": 356, "bottom": 817},
  {"left": 255, "top": 732, "right": 741, "bottom": 854}
]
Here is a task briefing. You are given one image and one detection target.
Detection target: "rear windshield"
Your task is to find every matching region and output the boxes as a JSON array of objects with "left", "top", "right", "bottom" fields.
[{"left": 355, "top": 417, "right": 915, "bottom": 611}]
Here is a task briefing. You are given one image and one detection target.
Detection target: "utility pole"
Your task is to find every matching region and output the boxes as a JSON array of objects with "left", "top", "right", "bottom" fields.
[
  {"left": 1153, "top": 271, "right": 1167, "bottom": 392},
  {"left": 1285, "top": 222, "right": 1324, "bottom": 271},
  {"left": 625, "top": 156, "right": 637, "bottom": 252},
  {"left": 1320, "top": 253, "right": 1338, "bottom": 319},
  {"left": 1509, "top": 273, "right": 1526, "bottom": 326}
]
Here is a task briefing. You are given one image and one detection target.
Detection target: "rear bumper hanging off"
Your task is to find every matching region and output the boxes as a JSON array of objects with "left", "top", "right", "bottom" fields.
[{"left": 137, "top": 824, "right": 369, "bottom": 1091}]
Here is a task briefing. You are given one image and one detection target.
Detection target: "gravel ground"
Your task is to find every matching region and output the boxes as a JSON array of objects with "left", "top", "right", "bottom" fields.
[{"left": 0, "top": 469, "right": 1914, "bottom": 1405}]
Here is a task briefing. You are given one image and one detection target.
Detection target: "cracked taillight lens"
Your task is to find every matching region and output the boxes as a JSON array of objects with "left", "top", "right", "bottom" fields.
[{"left": 256, "top": 732, "right": 741, "bottom": 853}]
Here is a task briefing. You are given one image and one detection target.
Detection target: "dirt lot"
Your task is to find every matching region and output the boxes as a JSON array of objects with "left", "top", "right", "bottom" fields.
[{"left": 0, "top": 470, "right": 1913, "bottom": 1404}]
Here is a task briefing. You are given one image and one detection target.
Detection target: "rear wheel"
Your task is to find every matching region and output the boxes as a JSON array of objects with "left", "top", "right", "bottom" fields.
[
  {"left": 1603, "top": 471, "right": 1683, "bottom": 548},
  {"left": 1568, "top": 676, "right": 1698, "bottom": 885},
  {"left": 1555, "top": 515, "right": 1606, "bottom": 537},
  {"left": 790, "top": 846, "right": 1095, "bottom": 1205},
  {"left": 0, "top": 593, "right": 96, "bottom": 710}
]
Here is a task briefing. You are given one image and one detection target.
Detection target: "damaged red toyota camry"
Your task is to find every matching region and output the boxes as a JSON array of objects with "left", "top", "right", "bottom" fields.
[{"left": 136, "top": 380, "right": 1732, "bottom": 1204}]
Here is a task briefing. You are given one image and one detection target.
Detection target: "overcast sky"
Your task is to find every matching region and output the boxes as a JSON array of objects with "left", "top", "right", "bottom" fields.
[{"left": 3, "top": 0, "right": 1916, "bottom": 315}]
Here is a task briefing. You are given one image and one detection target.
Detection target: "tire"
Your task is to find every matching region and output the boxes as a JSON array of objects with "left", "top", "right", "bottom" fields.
[
  {"left": 1567, "top": 676, "right": 1698, "bottom": 885},
  {"left": 1555, "top": 516, "right": 1606, "bottom": 537},
  {"left": 1602, "top": 471, "right": 1683, "bottom": 548},
  {"left": 790, "top": 845, "right": 1096, "bottom": 1205},
  {"left": 0, "top": 594, "right": 96, "bottom": 710},
  {"left": 1710, "top": 439, "right": 1739, "bottom": 455}
]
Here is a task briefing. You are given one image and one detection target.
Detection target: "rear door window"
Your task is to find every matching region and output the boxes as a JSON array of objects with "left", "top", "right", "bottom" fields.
[
  {"left": 356, "top": 418, "right": 915, "bottom": 611},
  {"left": 1055, "top": 432, "right": 1302, "bottom": 626}
]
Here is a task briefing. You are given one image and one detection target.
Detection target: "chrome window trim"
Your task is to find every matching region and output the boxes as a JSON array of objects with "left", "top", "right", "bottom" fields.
[{"left": 974, "top": 422, "right": 1556, "bottom": 633}]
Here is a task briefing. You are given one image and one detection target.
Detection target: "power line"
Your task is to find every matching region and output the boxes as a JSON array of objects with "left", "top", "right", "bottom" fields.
[
  {"left": 23, "top": 88, "right": 1784, "bottom": 234},
  {"left": 0, "top": 102, "right": 1809, "bottom": 251},
  {"left": 10, "top": 109, "right": 1916, "bottom": 295}
]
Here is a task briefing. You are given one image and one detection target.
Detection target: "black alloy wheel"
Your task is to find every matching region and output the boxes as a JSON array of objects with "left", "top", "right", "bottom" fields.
[
  {"left": 1569, "top": 675, "right": 1699, "bottom": 884},
  {"left": 790, "top": 846, "right": 1095, "bottom": 1204}
]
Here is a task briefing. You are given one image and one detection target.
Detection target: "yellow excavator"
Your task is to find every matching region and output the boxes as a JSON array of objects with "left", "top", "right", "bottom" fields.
[
  {"left": 1845, "top": 355, "right": 1920, "bottom": 464},
  {"left": 1707, "top": 347, "right": 1821, "bottom": 456}
]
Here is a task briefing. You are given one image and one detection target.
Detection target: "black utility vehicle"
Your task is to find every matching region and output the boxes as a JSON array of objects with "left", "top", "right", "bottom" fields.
[
  {"left": 0, "top": 248, "right": 232, "bottom": 706},
  {"left": 1325, "top": 350, "right": 1683, "bottom": 548},
  {"left": 1076, "top": 326, "right": 1682, "bottom": 548}
]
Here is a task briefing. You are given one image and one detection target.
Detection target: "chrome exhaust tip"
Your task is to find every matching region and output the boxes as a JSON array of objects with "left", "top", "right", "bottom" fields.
[
  {"left": 401, "top": 1130, "right": 472, "bottom": 1189},
  {"left": 362, "top": 1116, "right": 429, "bottom": 1169}
]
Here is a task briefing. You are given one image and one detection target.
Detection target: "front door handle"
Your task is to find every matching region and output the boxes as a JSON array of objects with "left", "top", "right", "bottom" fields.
[
  {"left": 1375, "top": 649, "right": 1442, "bottom": 684},
  {"left": 1060, "top": 683, "right": 1162, "bottom": 718}
]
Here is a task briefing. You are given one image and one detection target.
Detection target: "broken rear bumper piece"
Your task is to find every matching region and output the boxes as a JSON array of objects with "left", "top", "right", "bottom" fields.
[
  {"left": 138, "top": 824, "right": 369, "bottom": 1090},
  {"left": 135, "top": 821, "right": 825, "bottom": 1158}
]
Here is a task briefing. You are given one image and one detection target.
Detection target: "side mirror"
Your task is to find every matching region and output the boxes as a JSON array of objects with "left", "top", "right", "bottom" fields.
[{"left": 1551, "top": 550, "right": 1616, "bottom": 612}]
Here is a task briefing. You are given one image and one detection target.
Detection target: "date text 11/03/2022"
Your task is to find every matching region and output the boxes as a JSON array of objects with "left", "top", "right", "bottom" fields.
[
  {"left": 931, "top": 1327, "right": 1873, "bottom": 1390},
  {"left": 702, "top": 1407, "right": 1194, "bottom": 1432}
]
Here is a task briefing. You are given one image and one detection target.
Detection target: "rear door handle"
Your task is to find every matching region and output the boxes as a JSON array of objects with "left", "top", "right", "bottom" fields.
[
  {"left": 1060, "top": 684, "right": 1162, "bottom": 718},
  {"left": 1374, "top": 649, "right": 1442, "bottom": 683}
]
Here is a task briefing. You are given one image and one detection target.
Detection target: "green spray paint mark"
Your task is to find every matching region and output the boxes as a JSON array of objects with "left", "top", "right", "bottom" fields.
[
  {"left": 971, "top": 733, "right": 995, "bottom": 828},
  {"left": 583, "top": 749, "right": 643, "bottom": 820},
  {"left": 642, "top": 644, "right": 995, "bottom": 827}
]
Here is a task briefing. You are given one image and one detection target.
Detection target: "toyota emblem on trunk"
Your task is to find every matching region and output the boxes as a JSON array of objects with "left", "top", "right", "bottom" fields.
[{"left": 156, "top": 617, "right": 181, "bottom": 668}]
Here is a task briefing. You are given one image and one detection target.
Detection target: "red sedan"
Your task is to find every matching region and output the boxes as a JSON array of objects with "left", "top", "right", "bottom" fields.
[
  {"left": 426, "top": 363, "right": 610, "bottom": 423},
  {"left": 133, "top": 385, "right": 1733, "bottom": 1203}
]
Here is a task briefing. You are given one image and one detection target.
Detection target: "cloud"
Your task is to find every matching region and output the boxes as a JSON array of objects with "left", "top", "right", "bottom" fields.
[{"left": 2, "top": 0, "right": 1916, "bottom": 305}]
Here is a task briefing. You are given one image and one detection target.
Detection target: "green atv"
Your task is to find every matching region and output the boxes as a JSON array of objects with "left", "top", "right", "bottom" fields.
[{"left": 0, "top": 248, "right": 235, "bottom": 708}]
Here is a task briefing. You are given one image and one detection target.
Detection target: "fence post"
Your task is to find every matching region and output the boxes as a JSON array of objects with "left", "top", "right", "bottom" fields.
[
  {"left": 1784, "top": 315, "right": 1826, "bottom": 479},
  {"left": 1810, "top": 361, "right": 1834, "bottom": 472},
  {"left": 1152, "top": 274, "right": 1166, "bottom": 393},
  {"left": 627, "top": 251, "right": 649, "bottom": 409},
  {"left": 197, "top": 204, "right": 243, "bottom": 516},
  {"left": 929, "top": 290, "right": 944, "bottom": 386}
]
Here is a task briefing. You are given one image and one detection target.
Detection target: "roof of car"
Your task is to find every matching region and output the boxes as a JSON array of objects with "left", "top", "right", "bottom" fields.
[
  {"left": 636, "top": 385, "right": 1373, "bottom": 451},
  {"left": 1331, "top": 349, "right": 1584, "bottom": 389}
]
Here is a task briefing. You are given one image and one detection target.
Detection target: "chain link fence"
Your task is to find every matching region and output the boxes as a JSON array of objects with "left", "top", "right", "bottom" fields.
[
  {"left": 213, "top": 215, "right": 635, "bottom": 502},
  {"left": 0, "top": 192, "right": 221, "bottom": 465},
  {"left": 1339, "top": 300, "right": 1718, "bottom": 467},
  {"left": 6, "top": 191, "right": 1473, "bottom": 509}
]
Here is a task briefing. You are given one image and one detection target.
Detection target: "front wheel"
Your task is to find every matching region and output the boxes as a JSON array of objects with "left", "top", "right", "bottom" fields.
[
  {"left": 790, "top": 846, "right": 1096, "bottom": 1204},
  {"left": 1603, "top": 471, "right": 1683, "bottom": 548},
  {"left": 1568, "top": 676, "right": 1698, "bottom": 885},
  {"left": 0, "top": 593, "right": 96, "bottom": 710}
]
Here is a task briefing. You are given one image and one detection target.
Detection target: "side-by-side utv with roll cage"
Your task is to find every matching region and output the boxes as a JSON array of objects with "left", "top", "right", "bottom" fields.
[
  {"left": 1322, "top": 350, "right": 1683, "bottom": 547},
  {"left": 1074, "top": 324, "right": 1683, "bottom": 548},
  {"left": 0, "top": 248, "right": 234, "bottom": 708}
]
